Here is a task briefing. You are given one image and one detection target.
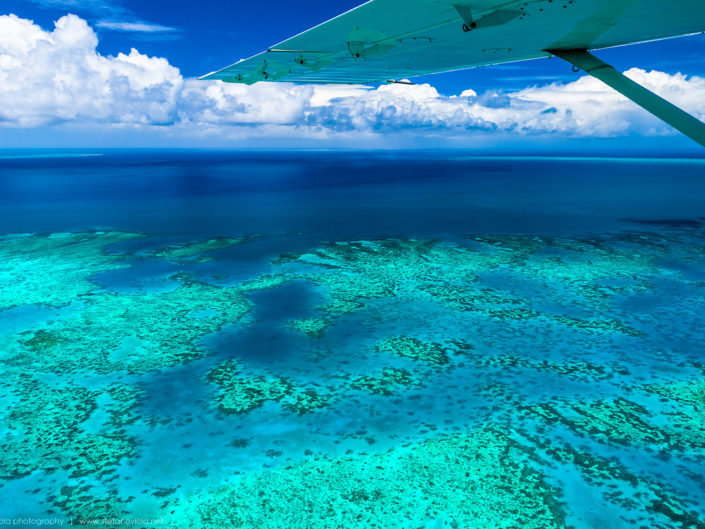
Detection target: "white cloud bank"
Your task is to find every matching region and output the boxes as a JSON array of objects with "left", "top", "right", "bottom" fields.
[{"left": 1, "top": 13, "right": 705, "bottom": 146}]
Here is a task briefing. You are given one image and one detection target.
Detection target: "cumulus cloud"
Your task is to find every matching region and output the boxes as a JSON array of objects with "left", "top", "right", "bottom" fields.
[
  {"left": 1, "top": 13, "right": 704, "bottom": 144},
  {"left": 0, "top": 14, "right": 182, "bottom": 127}
]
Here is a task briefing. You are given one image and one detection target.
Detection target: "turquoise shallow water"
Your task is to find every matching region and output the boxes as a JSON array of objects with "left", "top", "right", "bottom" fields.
[{"left": 0, "top": 152, "right": 704, "bottom": 528}]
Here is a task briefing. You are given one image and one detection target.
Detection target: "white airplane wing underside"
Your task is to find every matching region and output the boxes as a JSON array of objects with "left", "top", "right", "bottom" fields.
[{"left": 201, "top": 0, "right": 705, "bottom": 84}]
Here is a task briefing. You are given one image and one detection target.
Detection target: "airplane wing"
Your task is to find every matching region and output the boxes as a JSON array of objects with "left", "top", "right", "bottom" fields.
[
  {"left": 201, "top": 0, "right": 705, "bottom": 147},
  {"left": 200, "top": 0, "right": 705, "bottom": 85}
]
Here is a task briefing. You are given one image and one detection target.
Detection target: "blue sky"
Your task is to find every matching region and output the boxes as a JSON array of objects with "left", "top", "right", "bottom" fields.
[{"left": 1, "top": 0, "right": 705, "bottom": 150}]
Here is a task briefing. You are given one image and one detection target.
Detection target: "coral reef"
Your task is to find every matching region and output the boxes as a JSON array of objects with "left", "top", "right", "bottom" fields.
[
  {"left": 152, "top": 237, "right": 246, "bottom": 263},
  {"left": 9, "top": 275, "right": 251, "bottom": 374},
  {"left": 0, "top": 378, "right": 142, "bottom": 482},
  {"left": 0, "top": 231, "right": 141, "bottom": 310},
  {"left": 166, "top": 425, "right": 565, "bottom": 529},
  {"left": 375, "top": 336, "right": 450, "bottom": 366},
  {"left": 2, "top": 226, "right": 705, "bottom": 527},
  {"left": 207, "top": 361, "right": 292, "bottom": 414},
  {"left": 206, "top": 361, "right": 336, "bottom": 415},
  {"left": 286, "top": 317, "right": 328, "bottom": 337},
  {"left": 271, "top": 236, "right": 658, "bottom": 339}
]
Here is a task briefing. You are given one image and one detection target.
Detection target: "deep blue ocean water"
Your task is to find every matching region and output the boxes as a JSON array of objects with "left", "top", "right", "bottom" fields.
[
  {"left": 0, "top": 151, "right": 704, "bottom": 528},
  {"left": 1, "top": 151, "right": 704, "bottom": 239}
]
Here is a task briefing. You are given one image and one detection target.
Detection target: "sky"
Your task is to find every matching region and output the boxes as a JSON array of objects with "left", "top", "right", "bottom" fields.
[{"left": 1, "top": 0, "right": 705, "bottom": 151}]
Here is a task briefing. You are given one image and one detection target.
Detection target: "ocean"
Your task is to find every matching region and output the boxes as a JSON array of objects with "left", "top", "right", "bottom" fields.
[{"left": 0, "top": 151, "right": 704, "bottom": 528}]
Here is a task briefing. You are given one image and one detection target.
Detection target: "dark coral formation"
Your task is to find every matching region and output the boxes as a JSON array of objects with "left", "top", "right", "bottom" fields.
[
  {"left": 206, "top": 361, "right": 337, "bottom": 415},
  {"left": 351, "top": 367, "right": 416, "bottom": 395}
]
